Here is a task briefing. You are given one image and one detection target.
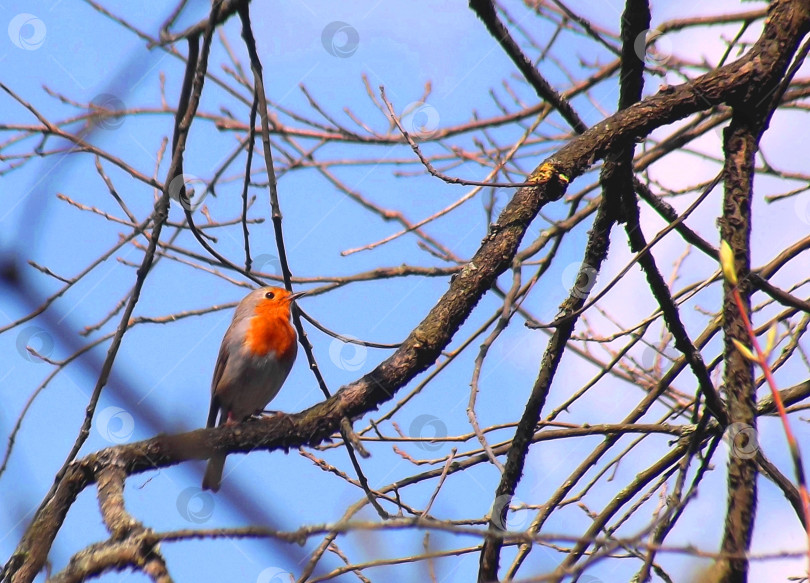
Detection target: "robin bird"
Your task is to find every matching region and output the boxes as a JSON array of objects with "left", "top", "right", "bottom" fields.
[{"left": 202, "top": 286, "right": 306, "bottom": 492}]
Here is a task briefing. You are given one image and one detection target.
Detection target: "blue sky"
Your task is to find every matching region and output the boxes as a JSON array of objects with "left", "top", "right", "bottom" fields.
[{"left": 2, "top": 1, "right": 808, "bottom": 582}]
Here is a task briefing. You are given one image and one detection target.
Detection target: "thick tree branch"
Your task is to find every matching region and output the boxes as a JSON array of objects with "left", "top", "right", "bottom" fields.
[{"left": 5, "top": 2, "right": 810, "bottom": 581}]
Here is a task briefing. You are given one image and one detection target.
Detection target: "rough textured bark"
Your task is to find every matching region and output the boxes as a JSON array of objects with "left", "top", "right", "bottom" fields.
[
  {"left": 4, "top": 2, "right": 810, "bottom": 581},
  {"left": 713, "top": 4, "right": 810, "bottom": 579},
  {"left": 716, "top": 118, "right": 759, "bottom": 583}
]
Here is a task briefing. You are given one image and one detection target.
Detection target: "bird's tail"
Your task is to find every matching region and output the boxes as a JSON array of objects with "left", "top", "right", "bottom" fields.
[
  {"left": 202, "top": 454, "right": 225, "bottom": 492},
  {"left": 203, "top": 398, "right": 226, "bottom": 492}
]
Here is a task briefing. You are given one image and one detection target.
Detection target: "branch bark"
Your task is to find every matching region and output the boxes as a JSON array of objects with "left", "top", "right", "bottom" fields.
[{"left": 4, "top": 2, "right": 810, "bottom": 582}]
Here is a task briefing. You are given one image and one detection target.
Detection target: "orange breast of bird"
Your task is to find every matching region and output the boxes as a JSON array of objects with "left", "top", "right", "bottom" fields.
[{"left": 244, "top": 299, "right": 297, "bottom": 360}]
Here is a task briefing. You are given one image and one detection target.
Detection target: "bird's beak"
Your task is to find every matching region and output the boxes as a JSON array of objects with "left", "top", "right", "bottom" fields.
[{"left": 289, "top": 290, "right": 308, "bottom": 301}]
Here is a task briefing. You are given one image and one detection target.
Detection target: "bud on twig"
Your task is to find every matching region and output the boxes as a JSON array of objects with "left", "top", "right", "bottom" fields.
[{"left": 720, "top": 240, "right": 738, "bottom": 285}]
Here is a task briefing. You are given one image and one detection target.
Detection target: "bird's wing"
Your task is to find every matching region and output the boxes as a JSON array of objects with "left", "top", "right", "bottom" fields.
[
  {"left": 206, "top": 393, "right": 221, "bottom": 428},
  {"left": 206, "top": 334, "right": 232, "bottom": 428},
  {"left": 211, "top": 337, "right": 230, "bottom": 395}
]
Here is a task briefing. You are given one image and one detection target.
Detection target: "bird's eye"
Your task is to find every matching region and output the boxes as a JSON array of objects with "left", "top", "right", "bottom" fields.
[{"left": 265, "top": 291, "right": 275, "bottom": 300}]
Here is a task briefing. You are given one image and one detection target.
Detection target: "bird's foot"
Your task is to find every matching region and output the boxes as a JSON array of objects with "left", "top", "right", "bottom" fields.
[
  {"left": 257, "top": 409, "right": 284, "bottom": 417},
  {"left": 254, "top": 409, "right": 295, "bottom": 431}
]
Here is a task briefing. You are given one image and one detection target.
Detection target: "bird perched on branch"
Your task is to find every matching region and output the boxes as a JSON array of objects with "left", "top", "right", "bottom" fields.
[{"left": 202, "top": 286, "right": 306, "bottom": 492}]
